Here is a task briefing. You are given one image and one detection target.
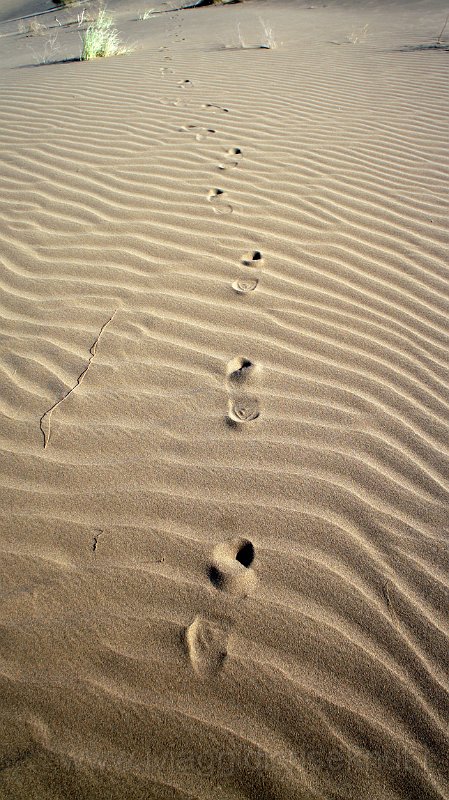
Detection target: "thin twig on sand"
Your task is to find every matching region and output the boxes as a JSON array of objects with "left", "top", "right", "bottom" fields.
[
  {"left": 39, "top": 309, "right": 118, "bottom": 448},
  {"left": 437, "top": 9, "right": 449, "bottom": 44}
]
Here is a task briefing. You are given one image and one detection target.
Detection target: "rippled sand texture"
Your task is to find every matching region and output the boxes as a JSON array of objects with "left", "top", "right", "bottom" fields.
[{"left": 1, "top": 0, "right": 448, "bottom": 798}]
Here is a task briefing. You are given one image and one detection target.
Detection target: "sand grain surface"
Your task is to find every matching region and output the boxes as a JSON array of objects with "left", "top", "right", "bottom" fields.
[{"left": 1, "top": 1, "right": 448, "bottom": 798}]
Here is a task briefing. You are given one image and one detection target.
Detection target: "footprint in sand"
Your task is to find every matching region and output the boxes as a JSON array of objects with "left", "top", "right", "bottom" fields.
[
  {"left": 180, "top": 124, "right": 216, "bottom": 142},
  {"left": 218, "top": 147, "right": 243, "bottom": 172},
  {"left": 159, "top": 97, "right": 188, "bottom": 107},
  {"left": 160, "top": 66, "right": 175, "bottom": 77},
  {"left": 241, "top": 250, "right": 263, "bottom": 266},
  {"left": 226, "top": 357, "right": 259, "bottom": 385},
  {"left": 207, "top": 188, "right": 233, "bottom": 215},
  {"left": 209, "top": 539, "right": 257, "bottom": 597},
  {"left": 202, "top": 103, "right": 229, "bottom": 114},
  {"left": 185, "top": 616, "right": 229, "bottom": 677},
  {"left": 231, "top": 278, "right": 259, "bottom": 294},
  {"left": 178, "top": 79, "right": 194, "bottom": 89},
  {"left": 227, "top": 396, "right": 261, "bottom": 426}
]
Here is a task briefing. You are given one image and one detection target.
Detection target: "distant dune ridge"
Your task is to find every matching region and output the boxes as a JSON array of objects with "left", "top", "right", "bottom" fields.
[{"left": 0, "top": 0, "right": 448, "bottom": 798}]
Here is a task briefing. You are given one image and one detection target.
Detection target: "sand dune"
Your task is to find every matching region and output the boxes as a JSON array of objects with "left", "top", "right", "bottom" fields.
[{"left": 1, "top": 0, "right": 448, "bottom": 798}]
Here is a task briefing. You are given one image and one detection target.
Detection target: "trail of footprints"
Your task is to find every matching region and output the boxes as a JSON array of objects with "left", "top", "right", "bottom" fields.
[
  {"left": 157, "top": 33, "right": 244, "bottom": 202},
  {"left": 157, "top": 17, "right": 262, "bottom": 678},
  {"left": 184, "top": 261, "right": 262, "bottom": 676},
  {"left": 33, "top": 17, "right": 263, "bottom": 678},
  {"left": 186, "top": 355, "right": 261, "bottom": 677}
]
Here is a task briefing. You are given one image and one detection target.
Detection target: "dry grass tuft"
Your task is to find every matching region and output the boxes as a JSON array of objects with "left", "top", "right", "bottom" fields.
[
  {"left": 18, "top": 18, "right": 48, "bottom": 36},
  {"left": 80, "top": 8, "right": 133, "bottom": 60}
]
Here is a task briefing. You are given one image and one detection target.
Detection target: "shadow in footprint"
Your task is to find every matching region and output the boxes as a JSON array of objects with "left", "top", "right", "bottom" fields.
[
  {"left": 208, "top": 188, "right": 233, "bottom": 215},
  {"left": 209, "top": 538, "right": 257, "bottom": 597},
  {"left": 218, "top": 148, "right": 243, "bottom": 172},
  {"left": 241, "top": 251, "right": 263, "bottom": 266},
  {"left": 178, "top": 79, "right": 194, "bottom": 89},
  {"left": 236, "top": 540, "right": 255, "bottom": 567},
  {"left": 185, "top": 616, "right": 228, "bottom": 677},
  {"left": 202, "top": 103, "right": 229, "bottom": 113},
  {"left": 208, "top": 187, "right": 224, "bottom": 199},
  {"left": 227, "top": 357, "right": 258, "bottom": 384}
]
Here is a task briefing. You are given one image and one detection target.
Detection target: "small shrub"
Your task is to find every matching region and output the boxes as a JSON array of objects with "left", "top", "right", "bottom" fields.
[
  {"left": 29, "top": 31, "right": 61, "bottom": 64},
  {"left": 346, "top": 24, "right": 369, "bottom": 44},
  {"left": 80, "top": 9, "right": 131, "bottom": 60},
  {"left": 19, "top": 18, "right": 48, "bottom": 36},
  {"left": 138, "top": 9, "right": 155, "bottom": 20},
  {"left": 229, "top": 18, "right": 277, "bottom": 50},
  {"left": 259, "top": 17, "right": 277, "bottom": 49}
]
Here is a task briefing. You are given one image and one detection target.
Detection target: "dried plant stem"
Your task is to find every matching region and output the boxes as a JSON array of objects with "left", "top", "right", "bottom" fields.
[
  {"left": 437, "top": 10, "right": 449, "bottom": 44},
  {"left": 39, "top": 309, "right": 118, "bottom": 448}
]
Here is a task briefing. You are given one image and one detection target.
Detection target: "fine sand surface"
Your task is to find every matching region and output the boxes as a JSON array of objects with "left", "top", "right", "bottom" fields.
[{"left": 1, "top": 0, "right": 448, "bottom": 798}]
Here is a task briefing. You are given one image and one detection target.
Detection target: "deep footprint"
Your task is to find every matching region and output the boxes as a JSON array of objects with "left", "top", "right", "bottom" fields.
[
  {"left": 208, "top": 188, "right": 224, "bottom": 199},
  {"left": 208, "top": 188, "right": 233, "bottom": 215},
  {"left": 209, "top": 538, "right": 257, "bottom": 596},
  {"left": 226, "top": 357, "right": 258, "bottom": 384},
  {"left": 185, "top": 616, "right": 228, "bottom": 677},
  {"left": 202, "top": 103, "right": 229, "bottom": 113},
  {"left": 241, "top": 251, "right": 263, "bottom": 266},
  {"left": 218, "top": 147, "right": 243, "bottom": 171}
]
